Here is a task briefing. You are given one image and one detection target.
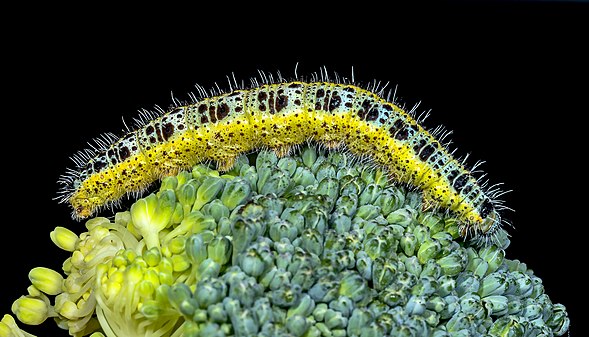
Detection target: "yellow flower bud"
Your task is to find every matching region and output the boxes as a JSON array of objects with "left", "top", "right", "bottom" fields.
[
  {"left": 11, "top": 297, "right": 48, "bottom": 325},
  {"left": 50, "top": 226, "right": 79, "bottom": 252},
  {"left": 28, "top": 267, "right": 64, "bottom": 296}
]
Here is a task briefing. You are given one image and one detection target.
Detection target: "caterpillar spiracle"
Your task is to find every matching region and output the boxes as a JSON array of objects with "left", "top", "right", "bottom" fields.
[{"left": 57, "top": 70, "right": 507, "bottom": 242}]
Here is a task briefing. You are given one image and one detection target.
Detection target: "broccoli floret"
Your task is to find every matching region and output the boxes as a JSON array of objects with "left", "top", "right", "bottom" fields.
[{"left": 2, "top": 146, "right": 569, "bottom": 337}]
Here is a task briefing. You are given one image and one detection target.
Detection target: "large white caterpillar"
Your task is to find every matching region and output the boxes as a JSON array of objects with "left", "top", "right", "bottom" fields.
[{"left": 57, "top": 71, "right": 506, "bottom": 240}]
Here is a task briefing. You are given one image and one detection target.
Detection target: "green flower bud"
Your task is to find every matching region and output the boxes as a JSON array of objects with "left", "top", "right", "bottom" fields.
[
  {"left": 50, "top": 226, "right": 79, "bottom": 252},
  {"left": 202, "top": 199, "right": 230, "bottom": 222},
  {"left": 360, "top": 322, "right": 387, "bottom": 337},
  {"left": 355, "top": 251, "right": 373, "bottom": 281},
  {"left": 193, "top": 176, "right": 225, "bottom": 211},
  {"left": 420, "top": 213, "right": 446, "bottom": 235},
  {"left": 325, "top": 308, "right": 348, "bottom": 329},
  {"left": 372, "top": 257, "right": 398, "bottom": 290},
  {"left": 11, "top": 297, "right": 48, "bottom": 325},
  {"left": 340, "top": 175, "right": 363, "bottom": 197},
  {"left": 405, "top": 295, "right": 427, "bottom": 315},
  {"left": 292, "top": 166, "right": 316, "bottom": 187},
  {"left": 300, "top": 228, "right": 323, "bottom": 256},
  {"left": 466, "top": 256, "right": 488, "bottom": 278},
  {"left": 546, "top": 303, "right": 570, "bottom": 335},
  {"left": 185, "top": 234, "right": 208, "bottom": 265},
  {"left": 220, "top": 177, "right": 252, "bottom": 210},
  {"left": 437, "top": 250, "right": 466, "bottom": 276},
  {"left": 355, "top": 205, "right": 381, "bottom": 221},
  {"left": 271, "top": 283, "right": 302, "bottom": 308},
  {"left": 195, "top": 277, "right": 227, "bottom": 308},
  {"left": 488, "top": 316, "right": 526, "bottom": 337},
  {"left": 426, "top": 295, "right": 446, "bottom": 313},
  {"left": 238, "top": 248, "right": 266, "bottom": 278},
  {"left": 437, "top": 275, "right": 456, "bottom": 297},
  {"left": 232, "top": 309, "right": 259, "bottom": 336},
  {"left": 278, "top": 156, "right": 298, "bottom": 176},
  {"left": 403, "top": 256, "right": 422, "bottom": 276},
  {"left": 316, "top": 162, "right": 337, "bottom": 183},
  {"left": 417, "top": 239, "right": 441, "bottom": 264},
  {"left": 439, "top": 295, "right": 459, "bottom": 320},
  {"left": 257, "top": 150, "right": 278, "bottom": 168},
  {"left": 159, "top": 175, "right": 178, "bottom": 192},
  {"left": 176, "top": 179, "right": 200, "bottom": 213},
  {"left": 412, "top": 224, "right": 430, "bottom": 244},
  {"left": 197, "top": 258, "right": 221, "bottom": 280},
  {"left": 484, "top": 295, "right": 509, "bottom": 316},
  {"left": 510, "top": 271, "right": 534, "bottom": 298},
  {"left": 479, "top": 273, "right": 508, "bottom": 297},
  {"left": 286, "top": 314, "right": 310, "bottom": 337},
  {"left": 335, "top": 194, "right": 358, "bottom": 218},
  {"left": 207, "top": 236, "right": 232, "bottom": 266},
  {"left": 286, "top": 294, "right": 315, "bottom": 319},
  {"left": 260, "top": 167, "right": 291, "bottom": 197},
  {"left": 339, "top": 273, "right": 370, "bottom": 302},
  {"left": 331, "top": 212, "right": 352, "bottom": 234},
  {"left": 400, "top": 232, "right": 418, "bottom": 257},
  {"left": 456, "top": 273, "right": 480, "bottom": 296},
  {"left": 380, "top": 286, "right": 407, "bottom": 307},
  {"left": 28, "top": 267, "right": 63, "bottom": 296},
  {"left": 478, "top": 245, "right": 505, "bottom": 275},
  {"left": 359, "top": 183, "right": 382, "bottom": 205},
  {"left": 347, "top": 308, "right": 373, "bottom": 336},
  {"left": 302, "top": 146, "right": 317, "bottom": 168},
  {"left": 446, "top": 312, "right": 470, "bottom": 332},
  {"left": 205, "top": 302, "right": 227, "bottom": 324},
  {"left": 459, "top": 293, "right": 485, "bottom": 319},
  {"left": 309, "top": 277, "right": 338, "bottom": 303},
  {"left": 364, "top": 235, "right": 390, "bottom": 260},
  {"left": 269, "top": 219, "right": 298, "bottom": 242}
]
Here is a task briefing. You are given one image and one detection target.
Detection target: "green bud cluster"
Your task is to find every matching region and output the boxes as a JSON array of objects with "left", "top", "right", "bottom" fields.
[{"left": 3, "top": 146, "right": 569, "bottom": 337}]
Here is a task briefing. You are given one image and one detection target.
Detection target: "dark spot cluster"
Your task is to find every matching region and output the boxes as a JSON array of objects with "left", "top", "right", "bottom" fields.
[
  {"left": 479, "top": 199, "right": 494, "bottom": 218},
  {"left": 196, "top": 100, "right": 231, "bottom": 124},
  {"left": 357, "top": 98, "right": 380, "bottom": 121},
  {"left": 312, "top": 85, "right": 346, "bottom": 113},
  {"left": 257, "top": 87, "right": 293, "bottom": 114},
  {"left": 389, "top": 119, "right": 418, "bottom": 141}
]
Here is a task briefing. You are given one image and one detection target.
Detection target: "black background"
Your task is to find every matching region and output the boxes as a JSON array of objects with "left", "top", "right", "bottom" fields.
[{"left": 2, "top": 1, "right": 587, "bottom": 336}]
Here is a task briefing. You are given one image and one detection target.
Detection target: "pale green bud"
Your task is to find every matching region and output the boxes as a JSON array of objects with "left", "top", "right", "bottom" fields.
[
  {"left": 207, "top": 236, "right": 232, "bottom": 266},
  {"left": 386, "top": 206, "right": 415, "bottom": 226},
  {"left": 478, "top": 245, "right": 505, "bottom": 275},
  {"left": 302, "top": 146, "right": 317, "bottom": 168},
  {"left": 479, "top": 273, "right": 508, "bottom": 297},
  {"left": 193, "top": 176, "right": 225, "bottom": 211},
  {"left": 50, "top": 226, "right": 79, "bottom": 252},
  {"left": 11, "top": 297, "right": 48, "bottom": 325},
  {"left": 286, "top": 315, "right": 310, "bottom": 337},
  {"left": 437, "top": 250, "right": 466, "bottom": 276},
  {"left": 131, "top": 191, "right": 176, "bottom": 249},
  {"left": 483, "top": 295, "right": 509, "bottom": 316},
  {"left": 28, "top": 267, "right": 63, "bottom": 296},
  {"left": 488, "top": 316, "right": 526, "bottom": 337},
  {"left": 292, "top": 167, "right": 316, "bottom": 187},
  {"left": 358, "top": 183, "right": 382, "bottom": 205},
  {"left": 195, "top": 277, "right": 227, "bottom": 308},
  {"left": 417, "top": 239, "right": 441, "bottom": 264},
  {"left": 220, "top": 177, "right": 252, "bottom": 210}
]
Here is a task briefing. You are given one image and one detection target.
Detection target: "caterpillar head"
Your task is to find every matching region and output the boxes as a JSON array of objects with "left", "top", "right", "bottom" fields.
[{"left": 479, "top": 198, "right": 501, "bottom": 234}]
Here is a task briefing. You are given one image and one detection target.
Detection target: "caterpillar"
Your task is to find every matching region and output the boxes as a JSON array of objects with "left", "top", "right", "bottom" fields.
[{"left": 57, "top": 70, "right": 506, "bottom": 241}]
